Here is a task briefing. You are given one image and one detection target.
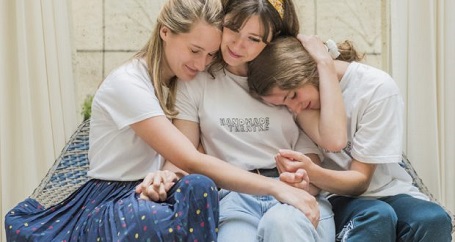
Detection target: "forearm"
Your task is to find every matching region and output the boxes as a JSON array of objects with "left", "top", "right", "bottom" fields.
[
  {"left": 314, "top": 60, "right": 347, "bottom": 151},
  {"left": 185, "top": 152, "right": 283, "bottom": 196},
  {"left": 162, "top": 161, "right": 188, "bottom": 179},
  {"left": 307, "top": 164, "right": 369, "bottom": 196}
]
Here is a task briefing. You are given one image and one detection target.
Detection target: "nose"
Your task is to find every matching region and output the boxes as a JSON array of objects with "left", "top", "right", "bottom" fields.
[
  {"left": 286, "top": 101, "right": 300, "bottom": 114},
  {"left": 194, "top": 55, "right": 206, "bottom": 72},
  {"left": 231, "top": 35, "right": 245, "bottom": 51}
]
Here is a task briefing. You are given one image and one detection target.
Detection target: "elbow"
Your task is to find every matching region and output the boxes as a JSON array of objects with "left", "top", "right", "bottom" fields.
[
  {"left": 349, "top": 180, "right": 369, "bottom": 196},
  {"left": 350, "top": 187, "right": 367, "bottom": 197},
  {"left": 320, "top": 136, "right": 347, "bottom": 152}
]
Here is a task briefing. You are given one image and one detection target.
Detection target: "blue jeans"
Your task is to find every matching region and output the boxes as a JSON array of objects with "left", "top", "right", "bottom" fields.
[
  {"left": 217, "top": 189, "right": 335, "bottom": 242},
  {"left": 329, "top": 194, "right": 452, "bottom": 242}
]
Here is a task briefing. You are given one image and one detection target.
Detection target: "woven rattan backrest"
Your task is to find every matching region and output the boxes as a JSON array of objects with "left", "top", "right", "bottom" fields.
[{"left": 30, "top": 119, "right": 91, "bottom": 208}]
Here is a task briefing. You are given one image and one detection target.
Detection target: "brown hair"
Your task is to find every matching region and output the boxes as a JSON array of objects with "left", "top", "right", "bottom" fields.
[
  {"left": 248, "top": 36, "right": 364, "bottom": 97},
  {"left": 135, "top": 0, "right": 223, "bottom": 118},
  {"left": 208, "top": 0, "right": 299, "bottom": 73}
]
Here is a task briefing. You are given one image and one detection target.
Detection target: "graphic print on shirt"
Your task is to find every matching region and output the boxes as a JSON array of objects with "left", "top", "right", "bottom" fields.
[{"left": 219, "top": 117, "right": 270, "bottom": 132}]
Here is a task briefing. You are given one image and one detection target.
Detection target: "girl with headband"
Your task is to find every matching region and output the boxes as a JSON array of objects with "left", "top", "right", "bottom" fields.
[{"left": 166, "top": 0, "right": 348, "bottom": 241}]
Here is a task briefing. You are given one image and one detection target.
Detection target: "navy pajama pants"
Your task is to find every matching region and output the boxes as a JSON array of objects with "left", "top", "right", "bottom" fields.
[{"left": 5, "top": 174, "right": 219, "bottom": 242}]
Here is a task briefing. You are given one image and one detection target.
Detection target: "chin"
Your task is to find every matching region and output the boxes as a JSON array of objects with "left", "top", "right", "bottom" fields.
[{"left": 178, "top": 72, "right": 197, "bottom": 82}]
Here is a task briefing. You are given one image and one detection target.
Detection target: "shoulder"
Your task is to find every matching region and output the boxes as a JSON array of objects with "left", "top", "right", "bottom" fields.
[
  {"left": 350, "top": 62, "right": 400, "bottom": 95},
  {"left": 177, "top": 70, "right": 224, "bottom": 91}
]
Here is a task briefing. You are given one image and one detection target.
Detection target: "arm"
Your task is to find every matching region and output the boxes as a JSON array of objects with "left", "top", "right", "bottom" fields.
[
  {"left": 276, "top": 149, "right": 376, "bottom": 196},
  {"left": 296, "top": 34, "right": 347, "bottom": 152},
  {"left": 162, "top": 141, "right": 205, "bottom": 178},
  {"left": 132, "top": 116, "right": 320, "bottom": 227},
  {"left": 161, "top": 119, "right": 203, "bottom": 178}
]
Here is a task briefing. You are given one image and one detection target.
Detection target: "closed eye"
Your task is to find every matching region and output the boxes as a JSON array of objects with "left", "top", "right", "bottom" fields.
[
  {"left": 289, "top": 92, "right": 297, "bottom": 99},
  {"left": 249, "top": 36, "right": 261, "bottom": 43},
  {"left": 208, "top": 51, "right": 218, "bottom": 57}
]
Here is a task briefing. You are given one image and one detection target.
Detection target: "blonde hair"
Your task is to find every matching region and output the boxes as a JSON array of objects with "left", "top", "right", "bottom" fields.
[
  {"left": 135, "top": 0, "right": 223, "bottom": 118},
  {"left": 248, "top": 36, "right": 364, "bottom": 97}
]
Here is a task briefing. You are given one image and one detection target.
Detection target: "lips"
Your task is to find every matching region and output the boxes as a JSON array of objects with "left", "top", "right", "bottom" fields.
[
  {"left": 186, "top": 65, "right": 198, "bottom": 74},
  {"left": 182, "top": 65, "right": 198, "bottom": 80},
  {"left": 227, "top": 46, "right": 241, "bottom": 59}
]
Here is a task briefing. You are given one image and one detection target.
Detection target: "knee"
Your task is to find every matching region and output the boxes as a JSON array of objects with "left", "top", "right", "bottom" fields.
[
  {"left": 403, "top": 206, "right": 453, "bottom": 240},
  {"left": 356, "top": 203, "right": 398, "bottom": 231},
  {"left": 260, "top": 204, "right": 311, "bottom": 230},
  {"left": 181, "top": 174, "right": 216, "bottom": 190},
  {"left": 179, "top": 174, "right": 218, "bottom": 199},
  {"left": 368, "top": 202, "right": 397, "bottom": 222}
]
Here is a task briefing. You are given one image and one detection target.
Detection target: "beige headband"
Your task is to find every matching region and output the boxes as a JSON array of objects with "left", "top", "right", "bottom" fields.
[{"left": 268, "top": 0, "right": 284, "bottom": 19}]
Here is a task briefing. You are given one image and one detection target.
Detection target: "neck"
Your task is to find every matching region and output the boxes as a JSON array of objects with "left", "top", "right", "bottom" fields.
[
  {"left": 334, "top": 60, "right": 350, "bottom": 81},
  {"left": 160, "top": 63, "right": 174, "bottom": 86},
  {"left": 226, "top": 64, "right": 248, "bottom": 77}
]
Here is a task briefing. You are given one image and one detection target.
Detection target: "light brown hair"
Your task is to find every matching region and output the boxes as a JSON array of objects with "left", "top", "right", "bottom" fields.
[{"left": 248, "top": 36, "right": 364, "bottom": 97}]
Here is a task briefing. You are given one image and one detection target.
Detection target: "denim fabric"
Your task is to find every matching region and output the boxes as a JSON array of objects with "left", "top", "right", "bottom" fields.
[
  {"left": 329, "top": 194, "right": 452, "bottom": 242},
  {"left": 217, "top": 189, "right": 335, "bottom": 242}
]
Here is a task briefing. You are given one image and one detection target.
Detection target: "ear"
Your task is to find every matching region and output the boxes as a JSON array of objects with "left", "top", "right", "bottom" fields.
[{"left": 160, "top": 26, "right": 170, "bottom": 41}]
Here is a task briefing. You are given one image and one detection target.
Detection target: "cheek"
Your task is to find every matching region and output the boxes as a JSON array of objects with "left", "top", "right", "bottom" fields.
[
  {"left": 221, "top": 30, "right": 234, "bottom": 45},
  {"left": 249, "top": 45, "right": 266, "bottom": 59}
]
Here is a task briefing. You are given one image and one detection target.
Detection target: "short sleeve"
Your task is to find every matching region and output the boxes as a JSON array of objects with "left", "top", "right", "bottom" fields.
[
  {"left": 94, "top": 69, "right": 164, "bottom": 129},
  {"left": 351, "top": 95, "right": 403, "bottom": 163},
  {"left": 175, "top": 80, "right": 201, "bottom": 123}
]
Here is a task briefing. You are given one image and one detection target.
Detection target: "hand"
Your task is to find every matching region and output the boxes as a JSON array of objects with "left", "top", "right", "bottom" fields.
[
  {"left": 275, "top": 149, "right": 314, "bottom": 174},
  {"left": 279, "top": 169, "right": 310, "bottom": 192},
  {"left": 135, "top": 170, "right": 179, "bottom": 202},
  {"left": 296, "top": 34, "right": 333, "bottom": 64},
  {"left": 272, "top": 181, "right": 320, "bottom": 228}
]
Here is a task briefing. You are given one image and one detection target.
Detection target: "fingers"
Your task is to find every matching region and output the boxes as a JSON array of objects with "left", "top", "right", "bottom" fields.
[
  {"left": 137, "top": 171, "right": 180, "bottom": 202},
  {"left": 296, "top": 168, "right": 310, "bottom": 184},
  {"left": 158, "top": 183, "right": 167, "bottom": 201},
  {"left": 278, "top": 149, "right": 304, "bottom": 160},
  {"left": 280, "top": 172, "right": 302, "bottom": 184},
  {"left": 296, "top": 34, "right": 333, "bottom": 64},
  {"left": 279, "top": 171, "right": 310, "bottom": 192},
  {"left": 139, "top": 172, "right": 155, "bottom": 194}
]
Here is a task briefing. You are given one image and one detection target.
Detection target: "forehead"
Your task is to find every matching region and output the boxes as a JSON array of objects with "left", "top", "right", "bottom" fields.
[
  {"left": 185, "top": 21, "right": 221, "bottom": 52},
  {"left": 262, "top": 87, "right": 288, "bottom": 105}
]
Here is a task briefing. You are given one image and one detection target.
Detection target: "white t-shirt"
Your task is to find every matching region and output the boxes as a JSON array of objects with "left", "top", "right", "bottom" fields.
[
  {"left": 88, "top": 58, "right": 165, "bottom": 181},
  {"left": 322, "top": 62, "right": 427, "bottom": 199},
  {"left": 175, "top": 70, "right": 321, "bottom": 170}
]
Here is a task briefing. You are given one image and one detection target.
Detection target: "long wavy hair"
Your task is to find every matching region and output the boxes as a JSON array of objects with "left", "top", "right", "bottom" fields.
[{"left": 135, "top": 0, "right": 224, "bottom": 118}]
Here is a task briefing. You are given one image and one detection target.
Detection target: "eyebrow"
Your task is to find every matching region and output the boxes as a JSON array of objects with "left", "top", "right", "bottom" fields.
[
  {"left": 191, "top": 44, "right": 218, "bottom": 55},
  {"left": 249, "top": 33, "right": 262, "bottom": 38},
  {"left": 190, "top": 44, "right": 205, "bottom": 51}
]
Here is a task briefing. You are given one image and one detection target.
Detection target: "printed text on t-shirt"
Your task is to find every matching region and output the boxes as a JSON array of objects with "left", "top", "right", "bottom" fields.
[{"left": 220, "top": 117, "right": 270, "bottom": 132}]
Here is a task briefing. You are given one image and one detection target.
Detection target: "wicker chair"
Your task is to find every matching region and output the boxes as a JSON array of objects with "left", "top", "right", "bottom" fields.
[
  {"left": 30, "top": 119, "right": 90, "bottom": 208},
  {"left": 29, "top": 119, "right": 454, "bottom": 233}
]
